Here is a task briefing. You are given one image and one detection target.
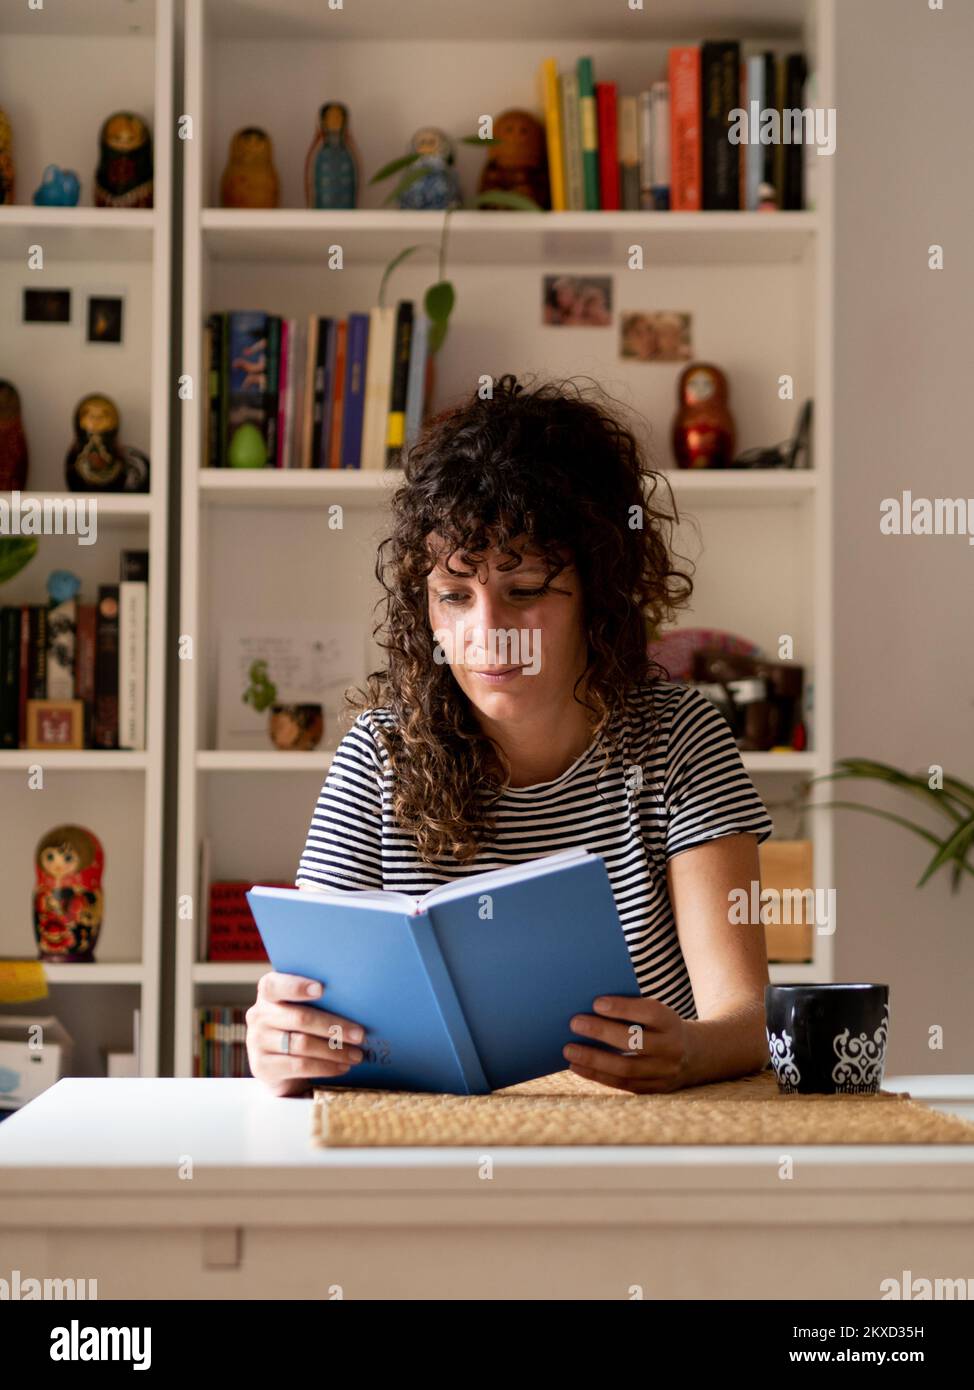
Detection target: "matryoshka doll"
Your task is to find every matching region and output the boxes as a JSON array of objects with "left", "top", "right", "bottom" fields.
[
  {"left": 65, "top": 393, "right": 128, "bottom": 491},
  {"left": 305, "top": 102, "right": 358, "bottom": 210},
  {"left": 33, "top": 824, "right": 105, "bottom": 962},
  {"left": 477, "top": 108, "right": 549, "bottom": 210},
  {"left": 220, "top": 126, "right": 280, "bottom": 209},
  {"left": 398, "top": 127, "right": 462, "bottom": 211},
  {"left": 0, "top": 105, "right": 14, "bottom": 204},
  {"left": 0, "top": 380, "right": 29, "bottom": 489},
  {"left": 672, "top": 363, "right": 736, "bottom": 469},
  {"left": 94, "top": 111, "right": 153, "bottom": 208}
]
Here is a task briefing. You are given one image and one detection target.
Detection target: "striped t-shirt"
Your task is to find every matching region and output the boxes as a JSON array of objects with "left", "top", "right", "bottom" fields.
[{"left": 295, "top": 681, "right": 774, "bottom": 1021}]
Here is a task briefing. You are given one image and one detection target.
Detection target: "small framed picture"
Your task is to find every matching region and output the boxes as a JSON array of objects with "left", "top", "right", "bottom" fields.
[
  {"left": 25, "top": 699, "right": 85, "bottom": 751},
  {"left": 23, "top": 288, "right": 71, "bottom": 324},
  {"left": 86, "top": 294, "right": 124, "bottom": 344},
  {"left": 620, "top": 311, "right": 693, "bottom": 362},
  {"left": 542, "top": 274, "right": 612, "bottom": 326}
]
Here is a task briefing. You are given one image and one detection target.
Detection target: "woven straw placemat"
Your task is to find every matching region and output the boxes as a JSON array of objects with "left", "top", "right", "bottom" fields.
[{"left": 310, "top": 1066, "right": 974, "bottom": 1148}]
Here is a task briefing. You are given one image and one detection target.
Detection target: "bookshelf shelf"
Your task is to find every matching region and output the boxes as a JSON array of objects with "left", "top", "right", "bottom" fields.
[
  {"left": 201, "top": 209, "right": 817, "bottom": 268},
  {"left": 0, "top": 492, "right": 155, "bottom": 525},
  {"left": 196, "top": 750, "right": 335, "bottom": 772},
  {"left": 176, "top": 0, "right": 837, "bottom": 1074},
  {"left": 198, "top": 466, "right": 816, "bottom": 510},
  {"left": 0, "top": 750, "right": 149, "bottom": 771},
  {"left": 0, "top": 0, "right": 174, "bottom": 1084},
  {"left": 0, "top": 207, "right": 157, "bottom": 263},
  {"left": 41, "top": 963, "right": 147, "bottom": 986}
]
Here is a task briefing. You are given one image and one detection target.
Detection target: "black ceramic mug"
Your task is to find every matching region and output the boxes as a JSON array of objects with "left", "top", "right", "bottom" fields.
[{"left": 765, "top": 983, "right": 890, "bottom": 1094}]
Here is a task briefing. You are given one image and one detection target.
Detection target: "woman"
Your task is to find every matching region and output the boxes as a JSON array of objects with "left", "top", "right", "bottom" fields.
[{"left": 246, "top": 375, "right": 774, "bottom": 1097}]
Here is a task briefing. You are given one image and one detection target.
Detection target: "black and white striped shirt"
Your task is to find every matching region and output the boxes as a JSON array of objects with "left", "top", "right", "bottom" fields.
[{"left": 295, "top": 682, "right": 774, "bottom": 1020}]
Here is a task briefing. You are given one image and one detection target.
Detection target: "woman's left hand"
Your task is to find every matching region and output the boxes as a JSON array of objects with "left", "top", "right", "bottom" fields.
[{"left": 564, "top": 995, "right": 691, "bottom": 1093}]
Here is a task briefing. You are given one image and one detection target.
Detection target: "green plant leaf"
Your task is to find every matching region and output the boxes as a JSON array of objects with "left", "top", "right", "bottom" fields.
[
  {"left": 807, "top": 798, "right": 974, "bottom": 884},
  {"left": 0, "top": 537, "right": 38, "bottom": 584},
  {"left": 916, "top": 814, "right": 974, "bottom": 887},
  {"left": 426, "top": 315, "right": 450, "bottom": 355},
  {"left": 384, "top": 165, "right": 434, "bottom": 205},
  {"left": 459, "top": 134, "right": 502, "bottom": 145},
  {"left": 369, "top": 153, "right": 420, "bottom": 185},
  {"left": 812, "top": 761, "right": 969, "bottom": 824},
  {"left": 473, "top": 189, "right": 544, "bottom": 212},
  {"left": 378, "top": 243, "right": 425, "bottom": 308},
  {"left": 424, "top": 280, "right": 455, "bottom": 323}
]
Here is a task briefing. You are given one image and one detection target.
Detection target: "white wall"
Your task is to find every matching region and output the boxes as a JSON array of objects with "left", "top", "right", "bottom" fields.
[{"left": 834, "top": 0, "right": 974, "bottom": 1074}]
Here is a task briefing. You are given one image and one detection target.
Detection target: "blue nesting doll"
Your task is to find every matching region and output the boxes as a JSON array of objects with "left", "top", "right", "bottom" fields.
[
  {"left": 305, "top": 102, "right": 357, "bottom": 210},
  {"left": 398, "top": 127, "right": 462, "bottom": 211}
]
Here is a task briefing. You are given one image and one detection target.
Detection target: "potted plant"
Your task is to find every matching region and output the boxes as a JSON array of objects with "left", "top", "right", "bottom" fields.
[{"left": 242, "top": 658, "right": 324, "bottom": 753}]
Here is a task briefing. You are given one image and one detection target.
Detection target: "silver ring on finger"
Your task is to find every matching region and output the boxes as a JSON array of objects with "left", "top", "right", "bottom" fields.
[{"left": 280, "top": 1030, "right": 292, "bottom": 1055}]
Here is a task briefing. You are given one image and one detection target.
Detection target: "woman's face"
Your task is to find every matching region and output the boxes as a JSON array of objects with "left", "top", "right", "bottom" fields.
[{"left": 425, "top": 537, "right": 588, "bottom": 727}]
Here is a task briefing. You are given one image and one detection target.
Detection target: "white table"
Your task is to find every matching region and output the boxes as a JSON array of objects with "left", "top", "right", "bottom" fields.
[{"left": 1, "top": 1074, "right": 972, "bottom": 1300}]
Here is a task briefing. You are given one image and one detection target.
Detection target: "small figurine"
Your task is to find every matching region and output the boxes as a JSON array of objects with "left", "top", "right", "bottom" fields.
[
  {"left": 305, "top": 102, "right": 358, "bottom": 209},
  {"left": 757, "top": 181, "right": 778, "bottom": 212},
  {"left": 121, "top": 443, "right": 150, "bottom": 492},
  {"left": 0, "top": 106, "right": 14, "bottom": 204},
  {"left": 95, "top": 111, "right": 153, "bottom": 208},
  {"left": 477, "top": 109, "right": 549, "bottom": 210},
  {"left": 64, "top": 394, "right": 127, "bottom": 491},
  {"left": 33, "top": 824, "right": 105, "bottom": 963},
  {"left": 32, "top": 165, "right": 81, "bottom": 206},
  {"left": 672, "top": 363, "right": 736, "bottom": 469},
  {"left": 0, "top": 380, "right": 29, "bottom": 489},
  {"left": 398, "top": 127, "right": 462, "bottom": 211},
  {"left": 220, "top": 126, "right": 280, "bottom": 208}
]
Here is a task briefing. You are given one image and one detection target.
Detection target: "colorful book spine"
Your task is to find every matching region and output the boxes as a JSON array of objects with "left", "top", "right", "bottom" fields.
[
  {"left": 702, "top": 40, "right": 741, "bottom": 210},
  {"left": 17, "top": 605, "right": 29, "bottom": 746},
  {"left": 560, "top": 70, "right": 584, "bottom": 211},
  {"left": 118, "top": 551, "right": 147, "bottom": 751},
  {"left": 45, "top": 595, "right": 76, "bottom": 700},
  {"left": 595, "top": 82, "right": 619, "bottom": 210},
  {"left": 385, "top": 301, "right": 414, "bottom": 469},
  {"left": 301, "top": 314, "right": 318, "bottom": 468},
  {"left": 669, "top": 46, "right": 702, "bottom": 211},
  {"left": 315, "top": 318, "right": 338, "bottom": 468},
  {"left": 638, "top": 90, "right": 654, "bottom": 210},
  {"left": 618, "top": 96, "right": 640, "bottom": 210},
  {"left": 783, "top": 52, "right": 808, "bottom": 210},
  {"left": 75, "top": 603, "right": 96, "bottom": 747},
  {"left": 340, "top": 312, "right": 370, "bottom": 469},
  {"left": 265, "top": 315, "right": 281, "bottom": 467},
  {"left": 539, "top": 59, "right": 566, "bottom": 211},
  {"left": 0, "top": 606, "right": 19, "bottom": 748},
  {"left": 576, "top": 57, "right": 600, "bottom": 210},
  {"left": 649, "top": 81, "right": 671, "bottom": 211},
  {"left": 28, "top": 606, "right": 47, "bottom": 700},
  {"left": 205, "top": 313, "right": 224, "bottom": 466},
  {"left": 330, "top": 316, "right": 350, "bottom": 464},
  {"left": 403, "top": 311, "right": 429, "bottom": 453},
  {"left": 227, "top": 311, "right": 271, "bottom": 467},
  {"left": 275, "top": 317, "right": 290, "bottom": 468},
  {"left": 94, "top": 585, "right": 119, "bottom": 749}
]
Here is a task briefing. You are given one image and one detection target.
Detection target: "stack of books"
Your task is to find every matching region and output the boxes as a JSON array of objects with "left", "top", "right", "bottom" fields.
[
  {"left": 540, "top": 46, "right": 809, "bottom": 213},
  {"left": 0, "top": 550, "right": 148, "bottom": 751},
  {"left": 193, "top": 1006, "right": 251, "bottom": 1078},
  {"left": 204, "top": 302, "right": 431, "bottom": 471}
]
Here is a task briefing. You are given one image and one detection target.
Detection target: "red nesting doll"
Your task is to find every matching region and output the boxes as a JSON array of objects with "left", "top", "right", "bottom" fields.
[
  {"left": 33, "top": 824, "right": 105, "bottom": 962},
  {"left": 672, "top": 363, "right": 736, "bottom": 469}
]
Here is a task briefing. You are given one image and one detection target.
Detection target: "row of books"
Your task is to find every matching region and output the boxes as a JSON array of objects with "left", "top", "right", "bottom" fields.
[
  {"left": 204, "top": 303, "right": 432, "bottom": 471},
  {"left": 193, "top": 1006, "right": 252, "bottom": 1078},
  {"left": 0, "top": 551, "right": 148, "bottom": 750},
  {"left": 540, "top": 46, "right": 809, "bottom": 213}
]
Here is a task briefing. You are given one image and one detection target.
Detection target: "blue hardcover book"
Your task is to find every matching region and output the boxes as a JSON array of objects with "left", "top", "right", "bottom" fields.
[
  {"left": 247, "top": 847, "right": 638, "bottom": 1094},
  {"left": 339, "top": 312, "right": 370, "bottom": 468}
]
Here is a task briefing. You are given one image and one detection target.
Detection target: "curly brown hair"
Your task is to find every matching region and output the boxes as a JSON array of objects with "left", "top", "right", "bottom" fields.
[{"left": 352, "top": 374, "right": 694, "bottom": 865}]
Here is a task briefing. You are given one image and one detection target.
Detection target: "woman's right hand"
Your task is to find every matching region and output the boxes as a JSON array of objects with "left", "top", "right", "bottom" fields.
[{"left": 246, "top": 971, "right": 366, "bottom": 1097}]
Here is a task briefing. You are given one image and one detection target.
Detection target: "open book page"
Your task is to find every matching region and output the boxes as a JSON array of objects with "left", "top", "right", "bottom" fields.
[
  {"left": 293, "top": 882, "right": 419, "bottom": 912},
  {"left": 419, "top": 846, "right": 591, "bottom": 909}
]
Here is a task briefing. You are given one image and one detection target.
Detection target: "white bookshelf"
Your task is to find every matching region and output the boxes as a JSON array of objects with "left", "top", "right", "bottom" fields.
[
  {"left": 0, "top": 0, "right": 173, "bottom": 1080},
  {"left": 175, "top": 0, "right": 835, "bottom": 1071}
]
